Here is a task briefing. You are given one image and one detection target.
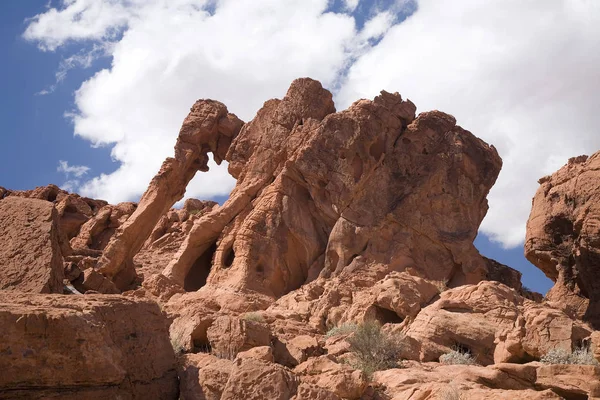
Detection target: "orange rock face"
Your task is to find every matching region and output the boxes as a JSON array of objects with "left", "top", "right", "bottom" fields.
[
  {"left": 526, "top": 152, "right": 600, "bottom": 327},
  {"left": 96, "top": 100, "right": 243, "bottom": 290},
  {"left": 0, "top": 292, "right": 178, "bottom": 399},
  {"left": 5, "top": 78, "right": 600, "bottom": 399},
  {"left": 0, "top": 197, "right": 64, "bottom": 293},
  {"left": 163, "top": 78, "right": 506, "bottom": 301}
]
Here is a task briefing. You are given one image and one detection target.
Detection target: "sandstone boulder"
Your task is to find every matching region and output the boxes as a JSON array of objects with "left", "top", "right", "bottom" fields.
[
  {"left": 404, "top": 281, "right": 592, "bottom": 365},
  {"left": 178, "top": 353, "right": 232, "bottom": 400},
  {"left": 294, "top": 355, "right": 368, "bottom": 399},
  {"left": 0, "top": 197, "right": 64, "bottom": 293},
  {"left": 0, "top": 292, "right": 177, "bottom": 399},
  {"left": 206, "top": 315, "right": 271, "bottom": 359},
  {"left": 526, "top": 152, "right": 600, "bottom": 328},
  {"left": 220, "top": 357, "right": 298, "bottom": 400}
]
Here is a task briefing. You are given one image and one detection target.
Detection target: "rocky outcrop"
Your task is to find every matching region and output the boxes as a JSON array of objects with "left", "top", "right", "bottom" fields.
[
  {"left": 0, "top": 197, "right": 64, "bottom": 293},
  {"left": 96, "top": 101, "right": 242, "bottom": 290},
  {"left": 526, "top": 152, "right": 600, "bottom": 327},
  {"left": 2, "top": 184, "right": 107, "bottom": 241},
  {"left": 373, "top": 361, "right": 600, "bottom": 399},
  {"left": 6, "top": 78, "right": 599, "bottom": 400},
  {"left": 0, "top": 292, "right": 178, "bottom": 399},
  {"left": 404, "top": 281, "right": 592, "bottom": 365},
  {"left": 161, "top": 78, "right": 506, "bottom": 302}
]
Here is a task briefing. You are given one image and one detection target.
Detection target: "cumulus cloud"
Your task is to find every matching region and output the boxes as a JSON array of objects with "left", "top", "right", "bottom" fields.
[
  {"left": 24, "top": 0, "right": 393, "bottom": 205},
  {"left": 25, "top": 0, "right": 600, "bottom": 248},
  {"left": 57, "top": 160, "right": 90, "bottom": 178},
  {"left": 57, "top": 160, "right": 90, "bottom": 192},
  {"left": 337, "top": 0, "right": 600, "bottom": 247}
]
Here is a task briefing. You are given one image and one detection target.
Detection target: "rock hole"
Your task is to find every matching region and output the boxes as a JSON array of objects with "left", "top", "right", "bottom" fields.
[
  {"left": 402, "top": 137, "right": 411, "bottom": 145},
  {"left": 369, "top": 136, "right": 385, "bottom": 161},
  {"left": 64, "top": 204, "right": 79, "bottom": 214},
  {"left": 452, "top": 342, "right": 472, "bottom": 355},
  {"left": 352, "top": 155, "right": 363, "bottom": 183},
  {"left": 551, "top": 389, "right": 588, "bottom": 400},
  {"left": 47, "top": 191, "right": 58, "bottom": 202},
  {"left": 223, "top": 245, "right": 235, "bottom": 268},
  {"left": 184, "top": 242, "right": 217, "bottom": 292},
  {"left": 373, "top": 305, "right": 404, "bottom": 324},
  {"left": 256, "top": 264, "right": 264, "bottom": 274},
  {"left": 422, "top": 148, "right": 428, "bottom": 155}
]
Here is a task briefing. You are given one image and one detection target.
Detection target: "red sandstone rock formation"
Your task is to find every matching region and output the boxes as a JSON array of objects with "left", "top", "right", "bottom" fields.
[
  {"left": 163, "top": 78, "right": 505, "bottom": 301},
  {"left": 96, "top": 100, "right": 242, "bottom": 290},
  {"left": 0, "top": 197, "right": 64, "bottom": 293},
  {"left": 0, "top": 292, "right": 177, "bottom": 399},
  {"left": 526, "top": 152, "right": 600, "bottom": 327},
  {"left": 3, "top": 78, "right": 600, "bottom": 399}
]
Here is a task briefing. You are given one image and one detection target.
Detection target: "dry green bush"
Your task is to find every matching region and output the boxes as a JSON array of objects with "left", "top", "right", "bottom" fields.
[
  {"left": 541, "top": 346, "right": 599, "bottom": 365},
  {"left": 242, "top": 312, "right": 265, "bottom": 323},
  {"left": 439, "top": 348, "right": 477, "bottom": 365},
  {"left": 347, "top": 321, "right": 405, "bottom": 377},
  {"left": 434, "top": 279, "right": 449, "bottom": 293},
  {"left": 325, "top": 323, "right": 358, "bottom": 338}
]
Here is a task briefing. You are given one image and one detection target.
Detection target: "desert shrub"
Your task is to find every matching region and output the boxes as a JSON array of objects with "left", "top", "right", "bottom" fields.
[
  {"left": 541, "top": 346, "right": 599, "bottom": 365},
  {"left": 347, "top": 321, "right": 405, "bottom": 377},
  {"left": 434, "top": 279, "right": 448, "bottom": 293},
  {"left": 439, "top": 347, "right": 477, "bottom": 365},
  {"left": 242, "top": 312, "right": 265, "bottom": 323},
  {"left": 325, "top": 323, "right": 358, "bottom": 338}
]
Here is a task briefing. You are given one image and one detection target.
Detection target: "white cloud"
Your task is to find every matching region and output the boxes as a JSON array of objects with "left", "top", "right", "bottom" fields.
[
  {"left": 57, "top": 160, "right": 90, "bottom": 178},
  {"left": 25, "top": 0, "right": 600, "bottom": 247},
  {"left": 57, "top": 160, "right": 91, "bottom": 192},
  {"left": 337, "top": 0, "right": 600, "bottom": 247}
]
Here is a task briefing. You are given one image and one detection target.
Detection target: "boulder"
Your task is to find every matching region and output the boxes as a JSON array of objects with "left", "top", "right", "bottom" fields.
[
  {"left": 0, "top": 197, "right": 64, "bottom": 293},
  {"left": 178, "top": 353, "right": 232, "bottom": 400},
  {"left": 404, "top": 281, "right": 592, "bottom": 365},
  {"left": 0, "top": 292, "right": 178, "bottom": 399},
  {"left": 526, "top": 152, "right": 600, "bottom": 327},
  {"left": 206, "top": 315, "right": 271, "bottom": 359},
  {"left": 220, "top": 357, "right": 298, "bottom": 400},
  {"left": 294, "top": 355, "right": 367, "bottom": 399}
]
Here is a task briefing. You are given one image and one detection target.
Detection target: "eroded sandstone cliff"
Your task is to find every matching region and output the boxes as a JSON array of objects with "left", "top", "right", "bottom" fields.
[{"left": 2, "top": 78, "right": 600, "bottom": 399}]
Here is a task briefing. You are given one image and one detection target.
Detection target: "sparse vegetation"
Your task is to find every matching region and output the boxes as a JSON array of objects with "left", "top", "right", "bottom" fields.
[
  {"left": 325, "top": 323, "right": 358, "bottom": 338},
  {"left": 439, "top": 347, "right": 477, "bottom": 365},
  {"left": 242, "top": 312, "right": 265, "bottom": 323},
  {"left": 540, "top": 346, "right": 599, "bottom": 365},
  {"left": 346, "top": 321, "right": 405, "bottom": 377},
  {"left": 434, "top": 279, "right": 449, "bottom": 293}
]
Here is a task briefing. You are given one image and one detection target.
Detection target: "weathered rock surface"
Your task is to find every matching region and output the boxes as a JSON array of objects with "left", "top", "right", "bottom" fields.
[
  {"left": 96, "top": 101, "right": 242, "bottom": 290},
  {"left": 162, "top": 78, "right": 507, "bottom": 302},
  {"left": 178, "top": 353, "right": 232, "bottom": 400},
  {"left": 5, "top": 78, "right": 600, "bottom": 400},
  {"left": 0, "top": 292, "right": 178, "bottom": 399},
  {"left": 404, "top": 281, "right": 592, "bottom": 365},
  {"left": 0, "top": 197, "right": 64, "bottom": 293},
  {"left": 526, "top": 152, "right": 600, "bottom": 328},
  {"left": 372, "top": 361, "right": 600, "bottom": 399}
]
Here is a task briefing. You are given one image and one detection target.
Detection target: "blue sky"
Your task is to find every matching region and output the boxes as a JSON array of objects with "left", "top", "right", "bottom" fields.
[
  {"left": 4, "top": 0, "right": 599, "bottom": 294},
  {"left": 0, "top": 1, "right": 115, "bottom": 191}
]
